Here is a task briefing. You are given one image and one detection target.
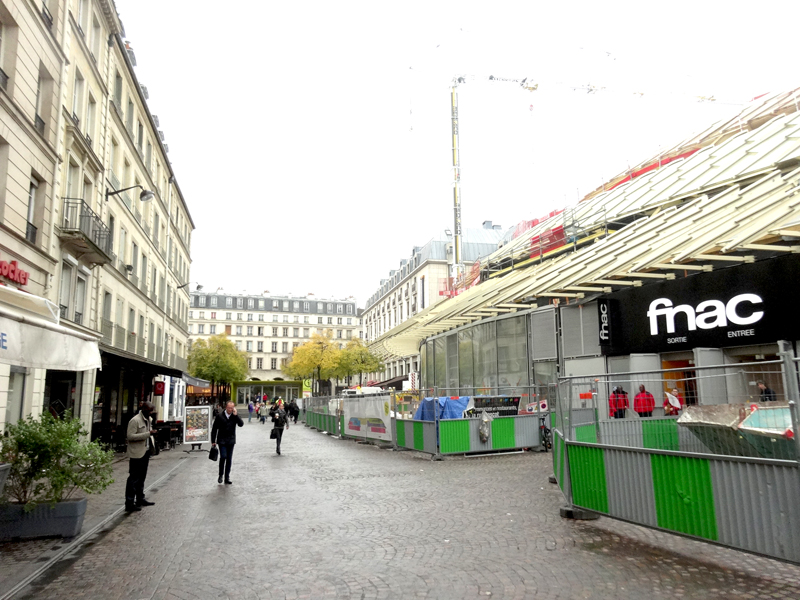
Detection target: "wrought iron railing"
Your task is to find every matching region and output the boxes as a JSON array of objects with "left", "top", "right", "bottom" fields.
[
  {"left": 101, "top": 318, "right": 113, "bottom": 344},
  {"left": 61, "top": 199, "right": 113, "bottom": 258},
  {"left": 41, "top": 3, "right": 53, "bottom": 29},
  {"left": 109, "top": 171, "right": 120, "bottom": 190},
  {"left": 114, "top": 325, "right": 126, "bottom": 350},
  {"left": 59, "top": 304, "right": 68, "bottom": 319},
  {"left": 126, "top": 333, "right": 136, "bottom": 353},
  {"left": 143, "top": 222, "right": 151, "bottom": 238},
  {"left": 26, "top": 222, "right": 37, "bottom": 244},
  {"left": 73, "top": 311, "right": 83, "bottom": 326}
]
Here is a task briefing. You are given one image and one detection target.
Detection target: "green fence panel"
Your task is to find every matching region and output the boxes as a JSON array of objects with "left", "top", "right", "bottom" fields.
[
  {"left": 440, "top": 420, "right": 470, "bottom": 453},
  {"left": 574, "top": 423, "right": 598, "bottom": 443},
  {"left": 557, "top": 434, "right": 565, "bottom": 491},
  {"left": 413, "top": 421, "right": 425, "bottom": 451},
  {"left": 340, "top": 414, "right": 345, "bottom": 436},
  {"left": 491, "top": 418, "right": 516, "bottom": 449},
  {"left": 396, "top": 420, "right": 406, "bottom": 447},
  {"left": 643, "top": 419, "right": 679, "bottom": 451},
  {"left": 651, "top": 454, "right": 717, "bottom": 541},
  {"left": 568, "top": 445, "right": 608, "bottom": 513}
]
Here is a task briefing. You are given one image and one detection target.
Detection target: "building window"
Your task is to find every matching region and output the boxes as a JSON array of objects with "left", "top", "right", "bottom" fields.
[
  {"left": 271, "top": 358, "right": 277, "bottom": 369},
  {"left": 237, "top": 298, "right": 243, "bottom": 309},
  {"left": 327, "top": 317, "right": 333, "bottom": 325},
  {"left": 327, "top": 303, "right": 332, "bottom": 313},
  {"left": 337, "top": 317, "right": 342, "bottom": 325},
  {"left": 272, "top": 327, "right": 278, "bottom": 336},
  {"left": 283, "top": 315, "right": 289, "bottom": 323},
  {"left": 199, "top": 296, "right": 206, "bottom": 307},
  {"left": 211, "top": 312, "right": 216, "bottom": 319},
  {"left": 337, "top": 304, "right": 343, "bottom": 314},
  {"left": 236, "top": 326, "right": 242, "bottom": 335},
  {"left": 198, "top": 324, "right": 204, "bottom": 334},
  {"left": 293, "top": 301, "right": 299, "bottom": 310},
  {"left": 304, "top": 316, "right": 309, "bottom": 324},
  {"left": 318, "top": 317, "right": 323, "bottom": 324},
  {"left": 257, "top": 327, "right": 263, "bottom": 336},
  {"left": 211, "top": 297, "right": 218, "bottom": 307},
  {"left": 247, "top": 314, "right": 253, "bottom": 321},
  {"left": 258, "top": 299, "right": 265, "bottom": 309},
  {"left": 347, "top": 318, "right": 352, "bottom": 325},
  {"left": 337, "top": 330, "right": 342, "bottom": 339},
  {"left": 257, "top": 341, "right": 263, "bottom": 352},
  {"left": 226, "top": 297, "right": 232, "bottom": 307},
  {"left": 199, "top": 311, "right": 205, "bottom": 318},
  {"left": 226, "top": 312, "right": 232, "bottom": 320},
  {"left": 303, "top": 328, "right": 309, "bottom": 337},
  {"left": 210, "top": 325, "right": 216, "bottom": 334},
  {"left": 248, "top": 298, "right": 254, "bottom": 308},
  {"left": 293, "top": 328, "right": 299, "bottom": 337},
  {"left": 235, "top": 341, "right": 241, "bottom": 350},
  {"left": 257, "top": 358, "right": 263, "bottom": 369},
  {"left": 5, "top": 368, "right": 26, "bottom": 427},
  {"left": 282, "top": 327, "right": 288, "bottom": 336},
  {"left": 247, "top": 326, "right": 253, "bottom": 336},
  {"left": 317, "top": 303, "right": 323, "bottom": 312},
  {"left": 303, "top": 302, "right": 309, "bottom": 312},
  {"left": 258, "top": 314, "right": 264, "bottom": 321},
  {"left": 271, "top": 342, "right": 277, "bottom": 352},
  {"left": 293, "top": 342, "right": 300, "bottom": 349},
  {"left": 273, "top": 315, "right": 278, "bottom": 322},
  {"left": 281, "top": 342, "right": 288, "bottom": 352},
  {"left": 246, "top": 341, "right": 252, "bottom": 351},
  {"left": 347, "top": 304, "right": 353, "bottom": 314}
]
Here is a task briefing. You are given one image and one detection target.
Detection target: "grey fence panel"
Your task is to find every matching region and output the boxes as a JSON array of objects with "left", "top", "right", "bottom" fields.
[
  {"left": 678, "top": 424, "right": 712, "bottom": 454},
  {"left": 605, "top": 449, "right": 657, "bottom": 527},
  {"left": 514, "top": 414, "right": 541, "bottom": 447},
  {"left": 598, "top": 419, "right": 643, "bottom": 447},
  {"left": 710, "top": 459, "right": 800, "bottom": 563},
  {"left": 467, "top": 418, "right": 488, "bottom": 452},
  {"left": 423, "top": 420, "right": 437, "bottom": 454},
  {"left": 571, "top": 408, "right": 597, "bottom": 426}
]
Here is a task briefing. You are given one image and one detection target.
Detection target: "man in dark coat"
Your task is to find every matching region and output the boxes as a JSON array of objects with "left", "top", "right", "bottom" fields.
[
  {"left": 211, "top": 401, "right": 244, "bottom": 484},
  {"left": 270, "top": 399, "right": 289, "bottom": 455}
]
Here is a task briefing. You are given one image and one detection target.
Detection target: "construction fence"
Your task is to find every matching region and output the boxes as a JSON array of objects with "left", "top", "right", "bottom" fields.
[{"left": 553, "top": 349, "right": 800, "bottom": 565}]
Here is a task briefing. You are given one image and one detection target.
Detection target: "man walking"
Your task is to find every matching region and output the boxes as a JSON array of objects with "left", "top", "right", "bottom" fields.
[
  {"left": 270, "top": 399, "right": 289, "bottom": 455},
  {"left": 211, "top": 401, "right": 244, "bottom": 484},
  {"left": 125, "top": 401, "right": 158, "bottom": 512}
]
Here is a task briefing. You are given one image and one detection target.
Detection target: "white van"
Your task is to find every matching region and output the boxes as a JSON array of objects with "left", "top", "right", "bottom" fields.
[{"left": 341, "top": 386, "right": 383, "bottom": 396}]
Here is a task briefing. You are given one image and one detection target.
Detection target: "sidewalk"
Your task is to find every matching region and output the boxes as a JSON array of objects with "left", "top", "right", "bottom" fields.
[{"left": 0, "top": 442, "right": 192, "bottom": 599}]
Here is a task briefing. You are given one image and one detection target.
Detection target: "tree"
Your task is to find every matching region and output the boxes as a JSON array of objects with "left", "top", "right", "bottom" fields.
[
  {"left": 284, "top": 331, "right": 341, "bottom": 395},
  {"left": 337, "top": 339, "right": 383, "bottom": 386},
  {"left": 188, "top": 335, "right": 248, "bottom": 403}
]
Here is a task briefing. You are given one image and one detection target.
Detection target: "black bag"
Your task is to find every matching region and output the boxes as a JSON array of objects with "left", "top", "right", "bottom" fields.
[
  {"left": 270, "top": 428, "right": 278, "bottom": 439},
  {"left": 208, "top": 446, "right": 219, "bottom": 461}
]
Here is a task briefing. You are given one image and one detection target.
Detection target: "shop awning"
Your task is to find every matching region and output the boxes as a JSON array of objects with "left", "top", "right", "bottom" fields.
[{"left": 0, "top": 309, "right": 101, "bottom": 371}]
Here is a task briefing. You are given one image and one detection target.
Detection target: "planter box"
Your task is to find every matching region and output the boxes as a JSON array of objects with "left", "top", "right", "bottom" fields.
[
  {"left": 0, "top": 463, "right": 9, "bottom": 497},
  {"left": 0, "top": 497, "right": 87, "bottom": 542}
]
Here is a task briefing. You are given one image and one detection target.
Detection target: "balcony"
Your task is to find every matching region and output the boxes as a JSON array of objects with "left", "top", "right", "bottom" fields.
[
  {"left": 156, "top": 346, "right": 163, "bottom": 363},
  {"left": 137, "top": 337, "right": 145, "bottom": 356},
  {"left": 109, "top": 171, "right": 120, "bottom": 191},
  {"left": 114, "top": 325, "right": 126, "bottom": 350},
  {"left": 101, "top": 318, "right": 113, "bottom": 345},
  {"left": 152, "top": 237, "right": 159, "bottom": 253},
  {"left": 26, "top": 222, "right": 37, "bottom": 244},
  {"left": 59, "top": 200, "right": 113, "bottom": 265},
  {"left": 0, "top": 68, "right": 7, "bottom": 91},
  {"left": 126, "top": 332, "right": 136, "bottom": 354},
  {"left": 130, "top": 272, "right": 139, "bottom": 288},
  {"left": 176, "top": 356, "right": 188, "bottom": 372},
  {"left": 73, "top": 311, "right": 83, "bottom": 326},
  {"left": 41, "top": 3, "right": 53, "bottom": 30},
  {"left": 143, "top": 222, "right": 151, "bottom": 238},
  {"left": 134, "top": 207, "right": 141, "bottom": 224},
  {"left": 148, "top": 342, "right": 155, "bottom": 360},
  {"left": 34, "top": 114, "right": 45, "bottom": 136},
  {"left": 59, "top": 304, "right": 68, "bottom": 319}
]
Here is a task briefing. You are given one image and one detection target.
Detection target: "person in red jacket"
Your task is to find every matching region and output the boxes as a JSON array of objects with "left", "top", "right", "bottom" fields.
[
  {"left": 608, "top": 386, "right": 629, "bottom": 419},
  {"left": 634, "top": 384, "right": 655, "bottom": 418},
  {"left": 663, "top": 387, "right": 685, "bottom": 416}
]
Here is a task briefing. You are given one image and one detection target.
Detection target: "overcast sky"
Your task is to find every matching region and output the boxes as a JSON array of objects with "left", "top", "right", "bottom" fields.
[{"left": 118, "top": 0, "right": 800, "bottom": 306}]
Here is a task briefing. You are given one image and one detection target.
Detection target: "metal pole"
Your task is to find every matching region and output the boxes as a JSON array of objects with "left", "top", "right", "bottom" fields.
[
  {"left": 433, "top": 386, "right": 441, "bottom": 460},
  {"left": 789, "top": 401, "right": 800, "bottom": 465},
  {"left": 778, "top": 340, "right": 800, "bottom": 402}
]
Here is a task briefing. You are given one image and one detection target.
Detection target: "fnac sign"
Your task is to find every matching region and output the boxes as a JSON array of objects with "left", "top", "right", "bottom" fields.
[{"left": 0, "top": 253, "right": 30, "bottom": 286}]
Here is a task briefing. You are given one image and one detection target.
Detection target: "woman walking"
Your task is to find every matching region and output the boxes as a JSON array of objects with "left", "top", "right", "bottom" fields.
[{"left": 270, "top": 398, "right": 289, "bottom": 455}]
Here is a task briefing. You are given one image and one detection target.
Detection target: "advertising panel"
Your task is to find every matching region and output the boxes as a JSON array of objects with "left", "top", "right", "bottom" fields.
[
  {"left": 183, "top": 405, "right": 211, "bottom": 444},
  {"left": 343, "top": 394, "right": 393, "bottom": 441},
  {"left": 599, "top": 254, "right": 800, "bottom": 355}
]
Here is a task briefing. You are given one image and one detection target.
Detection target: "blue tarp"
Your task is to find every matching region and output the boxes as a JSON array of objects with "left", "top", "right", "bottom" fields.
[{"left": 413, "top": 396, "right": 470, "bottom": 421}]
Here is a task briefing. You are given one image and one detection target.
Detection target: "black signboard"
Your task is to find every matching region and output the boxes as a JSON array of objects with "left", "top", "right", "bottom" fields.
[
  {"left": 464, "top": 396, "right": 521, "bottom": 418},
  {"left": 599, "top": 254, "right": 800, "bottom": 355}
]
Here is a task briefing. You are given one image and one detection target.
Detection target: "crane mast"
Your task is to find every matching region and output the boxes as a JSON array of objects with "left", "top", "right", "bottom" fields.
[{"left": 450, "top": 80, "right": 463, "bottom": 280}]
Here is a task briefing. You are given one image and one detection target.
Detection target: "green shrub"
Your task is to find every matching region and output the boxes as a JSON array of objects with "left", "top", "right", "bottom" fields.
[{"left": 0, "top": 412, "right": 114, "bottom": 511}]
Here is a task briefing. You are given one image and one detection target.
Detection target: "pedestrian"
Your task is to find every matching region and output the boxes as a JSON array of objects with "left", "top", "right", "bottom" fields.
[
  {"left": 258, "top": 402, "right": 268, "bottom": 424},
  {"left": 609, "top": 386, "right": 629, "bottom": 419},
  {"left": 663, "top": 387, "right": 685, "bottom": 416},
  {"left": 125, "top": 401, "right": 157, "bottom": 512},
  {"left": 757, "top": 380, "right": 777, "bottom": 402},
  {"left": 248, "top": 400, "right": 255, "bottom": 423},
  {"left": 211, "top": 401, "right": 244, "bottom": 484},
  {"left": 633, "top": 384, "right": 655, "bottom": 418},
  {"left": 288, "top": 399, "right": 300, "bottom": 424},
  {"left": 270, "top": 398, "right": 289, "bottom": 455}
]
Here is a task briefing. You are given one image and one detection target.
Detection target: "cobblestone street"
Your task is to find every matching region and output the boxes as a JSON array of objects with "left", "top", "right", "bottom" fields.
[{"left": 4, "top": 421, "right": 800, "bottom": 600}]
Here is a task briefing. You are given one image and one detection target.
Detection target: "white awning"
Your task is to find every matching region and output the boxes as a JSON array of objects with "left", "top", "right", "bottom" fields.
[{"left": 0, "top": 310, "right": 101, "bottom": 371}]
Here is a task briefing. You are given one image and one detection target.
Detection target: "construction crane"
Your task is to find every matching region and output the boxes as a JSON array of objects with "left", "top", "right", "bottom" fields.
[{"left": 448, "top": 74, "right": 538, "bottom": 284}]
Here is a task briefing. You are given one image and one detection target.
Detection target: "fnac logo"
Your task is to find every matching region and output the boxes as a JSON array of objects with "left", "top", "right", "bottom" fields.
[{"left": 647, "top": 294, "right": 764, "bottom": 336}]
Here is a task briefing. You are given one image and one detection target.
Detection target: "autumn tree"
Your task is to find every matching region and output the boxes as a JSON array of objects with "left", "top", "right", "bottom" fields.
[
  {"left": 337, "top": 339, "right": 383, "bottom": 387},
  {"left": 188, "top": 335, "right": 248, "bottom": 403},
  {"left": 283, "top": 331, "right": 341, "bottom": 395}
]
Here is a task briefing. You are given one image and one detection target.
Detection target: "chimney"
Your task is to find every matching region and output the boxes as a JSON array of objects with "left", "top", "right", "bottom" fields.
[{"left": 483, "top": 220, "right": 493, "bottom": 229}]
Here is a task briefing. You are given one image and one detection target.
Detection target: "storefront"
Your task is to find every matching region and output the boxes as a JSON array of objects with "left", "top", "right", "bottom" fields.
[{"left": 0, "top": 286, "right": 101, "bottom": 433}]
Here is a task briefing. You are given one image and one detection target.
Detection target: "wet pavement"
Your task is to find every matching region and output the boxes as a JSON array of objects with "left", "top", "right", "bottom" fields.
[{"left": 2, "top": 419, "right": 800, "bottom": 599}]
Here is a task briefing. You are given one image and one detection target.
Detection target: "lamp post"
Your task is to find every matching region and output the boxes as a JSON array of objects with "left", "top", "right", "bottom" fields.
[
  {"left": 177, "top": 282, "right": 202, "bottom": 291},
  {"left": 105, "top": 185, "right": 155, "bottom": 202}
]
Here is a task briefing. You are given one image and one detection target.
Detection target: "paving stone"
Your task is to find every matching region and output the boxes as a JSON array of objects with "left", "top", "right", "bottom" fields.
[{"left": 3, "top": 421, "right": 800, "bottom": 599}]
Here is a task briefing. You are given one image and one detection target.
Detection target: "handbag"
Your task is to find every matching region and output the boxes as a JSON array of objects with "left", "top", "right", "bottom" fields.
[
  {"left": 270, "top": 428, "right": 278, "bottom": 439},
  {"left": 208, "top": 446, "right": 219, "bottom": 461}
]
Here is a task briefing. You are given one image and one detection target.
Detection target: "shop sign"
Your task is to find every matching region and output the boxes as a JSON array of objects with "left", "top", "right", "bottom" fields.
[
  {"left": 0, "top": 253, "right": 30, "bottom": 286},
  {"left": 599, "top": 254, "right": 800, "bottom": 355},
  {"left": 154, "top": 381, "right": 165, "bottom": 395}
]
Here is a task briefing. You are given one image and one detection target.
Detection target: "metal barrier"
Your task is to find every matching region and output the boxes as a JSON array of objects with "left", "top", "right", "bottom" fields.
[
  {"left": 305, "top": 396, "right": 340, "bottom": 436},
  {"left": 553, "top": 348, "right": 800, "bottom": 564},
  {"left": 391, "top": 391, "right": 438, "bottom": 454}
]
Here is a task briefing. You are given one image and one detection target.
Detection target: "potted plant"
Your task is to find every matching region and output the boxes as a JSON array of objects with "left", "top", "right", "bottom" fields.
[{"left": 0, "top": 412, "right": 114, "bottom": 541}]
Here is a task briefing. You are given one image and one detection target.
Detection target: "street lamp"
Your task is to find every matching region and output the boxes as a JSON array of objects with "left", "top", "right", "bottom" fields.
[
  {"left": 105, "top": 185, "right": 155, "bottom": 202},
  {"left": 177, "top": 282, "right": 203, "bottom": 291}
]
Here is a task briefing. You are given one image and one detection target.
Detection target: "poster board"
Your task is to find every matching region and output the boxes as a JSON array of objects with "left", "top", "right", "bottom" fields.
[
  {"left": 183, "top": 405, "right": 211, "bottom": 444},
  {"left": 342, "top": 394, "right": 393, "bottom": 442}
]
